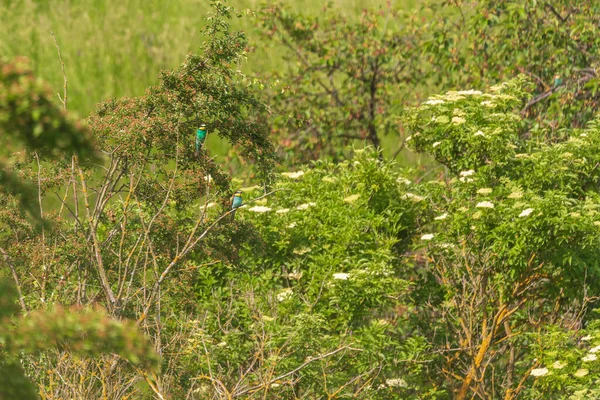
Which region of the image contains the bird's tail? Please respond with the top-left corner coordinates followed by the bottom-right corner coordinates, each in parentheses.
top-left (230, 209), bottom-right (237, 222)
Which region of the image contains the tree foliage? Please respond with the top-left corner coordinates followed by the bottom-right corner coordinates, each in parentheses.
top-left (0, 2), bottom-right (280, 398)
top-left (259, 3), bottom-right (427, 163)
top-left (259, 0), bottom-right (600, 164)
top-left (181, 151), bottom-right (430, 398)
top-left (426, 0), bottom-right (600, 136)
top-left (0, 56), bottom-right (98, 222)
top-left (0, 59), bottom-right (158, 399)
top-left (5, 1), bottom-right (600, 399)
top-left (405, 76), bottom-right (600, 398)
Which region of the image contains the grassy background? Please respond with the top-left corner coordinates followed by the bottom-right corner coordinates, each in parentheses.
top-left (0, 0), bottom-right (414, 116)
top-left (0, 0), bottom-right (425, 168)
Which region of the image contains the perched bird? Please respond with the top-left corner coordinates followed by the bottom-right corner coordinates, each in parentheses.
top-left (553, 74), bottom-right (562, 89)
top-left (195, 124), bottom-right (207, 157)
top-left (230, 189), bottom-right (243, 220)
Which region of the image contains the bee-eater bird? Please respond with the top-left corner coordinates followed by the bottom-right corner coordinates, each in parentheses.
top-left (553, 74), bottom-right (562, 89)
top-left (195, 124), bottom-right (207, 157)
top-left (231, 189), bottom-right (243, 220)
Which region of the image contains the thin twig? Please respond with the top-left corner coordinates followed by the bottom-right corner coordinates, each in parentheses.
top-left (234, 346), bottom-right (361, 396)
top-left (51, 30), bottom-right (68, 110)
top-left (0, 247), bottom-right (28, 312)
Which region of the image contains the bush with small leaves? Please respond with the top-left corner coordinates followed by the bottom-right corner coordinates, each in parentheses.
top-left (182, 150), bottom-right (438, 399)
top-left (405, 75), bottom-right (600, 398)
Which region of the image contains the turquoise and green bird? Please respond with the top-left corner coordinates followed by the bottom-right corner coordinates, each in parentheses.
top-left (230, 189), bottom-right (243, 220)
top-left (195, 124), bottom-right (207, 157)
top-left (553, 74), bottom-right (562, 89)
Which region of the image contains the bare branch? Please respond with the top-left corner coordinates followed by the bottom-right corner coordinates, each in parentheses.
top-left (51, 30), bottom-right (68, 110)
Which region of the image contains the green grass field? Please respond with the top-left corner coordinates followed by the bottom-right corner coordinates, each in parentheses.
top-left (0, 0), bottom-right (411, 116)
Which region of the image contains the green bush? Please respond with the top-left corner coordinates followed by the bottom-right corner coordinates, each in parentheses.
top-left (183, 150), bottom-right (435, 398)
top-left (404, 76), bottom-right (600, 398)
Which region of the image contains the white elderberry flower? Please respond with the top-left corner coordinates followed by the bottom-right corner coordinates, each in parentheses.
top-left (281, 171), bottom-right (305, 179)
top-left (589, 345), bottom-right (600, 354)
top-left (200, 202), bottom-right (216, 210)
top-left (432, 141), bottom-right (442, 148)
top-left (581, 335), bottom-right (593, 342)
top-left (293, 247), bottom-right (311, 255)
top-left (385, 378), bottom-right (408, 388)
top-left (452, 116), bottom-right (466, 125)
top-left (276, 208), bottom-right (290, 214)
top-left (333, 273), bottom-right (350, 280)
top-left (297, 202), bottom-right (316, 210)
top-left (424, 99), bottom-right (445, 105)
top-left (421, 233), bottom-right (434, 241)
top-left (474, 130), bottom-right (485, 137)
top-left (583, 354), bottom-right (597, 362)
top-left (401, 193), bottom-right (424, 202)
top-left (457, 89), bottom-right (482, 96)
top-left (530, 367), bottom-right (549, 377)
top-left (552, 361), bottom-right (567, 369)
top-left (574, 368), bottom-right (589, 378)
top-left (276, 288), bottom-right (293, 302)
top-left (287, 271), bottom-right (302, 280)
top-left (343, 194), bottom-right (361, 203)
top-left (476, 188), bottom-right (492, 195)
top-left (249, 206), bottom-right (272, 213)
top-left (519, 208), bottom-right (534, 218)
top-left (460, 170), bottom-right (475, 177)
top-left (476, 201), bottom-right (494, 209)
top-left (445, 93), bottom-right (465, 102)
top-left (435, 213), bottom-right (448, 220)
top-left (397, 177), bottom-right (411, 185)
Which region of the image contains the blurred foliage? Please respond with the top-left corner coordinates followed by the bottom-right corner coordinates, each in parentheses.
top-left (0, 0), bottom-right (398, 118)
top-left (258, 4), bottom-right (428, 164)
top-left (0, 280), bottom-right (160, 400)
top-left (0, 58), bottom-right (158, 399)
top-left (0, 58), bottom-right (97, 160)
top-left (0, 57), bottom-right (98, 222)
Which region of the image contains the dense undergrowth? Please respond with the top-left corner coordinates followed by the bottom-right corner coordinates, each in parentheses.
top-left (3, 0), bottom-right (600, 399)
